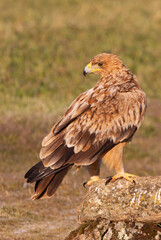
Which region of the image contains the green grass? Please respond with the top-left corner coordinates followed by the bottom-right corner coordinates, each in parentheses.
top-left (0, 0), bottom-right (161, 239)
top-left (0, 0), bottom-right (161, 115)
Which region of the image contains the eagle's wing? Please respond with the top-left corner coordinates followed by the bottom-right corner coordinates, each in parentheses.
top-left (40, 87), bottom-right (146, 170)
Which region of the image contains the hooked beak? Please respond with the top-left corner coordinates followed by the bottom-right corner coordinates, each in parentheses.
top-left (83, 62), bottom-right (92, 76)
top-left (83, 62), bottom-right (102, 76)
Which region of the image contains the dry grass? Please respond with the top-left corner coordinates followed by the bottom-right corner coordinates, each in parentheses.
top-left (0, 0), bottom-right (161, 239)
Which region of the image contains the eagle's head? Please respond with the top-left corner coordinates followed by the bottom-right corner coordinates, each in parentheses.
top-left (83, 53), bottom-right (123, 77)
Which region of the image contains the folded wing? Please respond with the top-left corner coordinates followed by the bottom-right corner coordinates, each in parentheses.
top-left (25, 86), bottom-right (146, 199)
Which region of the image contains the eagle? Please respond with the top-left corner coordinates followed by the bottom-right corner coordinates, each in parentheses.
top-left (25, 53), bottom-right (147, 199)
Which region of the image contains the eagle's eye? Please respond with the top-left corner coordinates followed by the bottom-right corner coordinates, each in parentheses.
top-left (98, 62), bottom-right (103, 66)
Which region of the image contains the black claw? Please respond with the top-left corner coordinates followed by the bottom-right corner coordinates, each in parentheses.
top-left (83, 182), bottom-right (87, 188)
top-left (105, 176), bottom-right (113, 185)
top-left (133, 179), bottom-right (136, 184)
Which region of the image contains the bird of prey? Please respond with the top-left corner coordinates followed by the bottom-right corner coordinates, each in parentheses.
top-left (25, 53), bottom-right (147, 200)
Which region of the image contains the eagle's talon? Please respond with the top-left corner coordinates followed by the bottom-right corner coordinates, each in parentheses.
top-left (83, 176), bottom-right (101, 187)
top-left (105, 176), bottom-right (113, 185)
top-left (83, 182), bottom-right (87, 188)
top-left (108, 172), bottom-right (138, 184)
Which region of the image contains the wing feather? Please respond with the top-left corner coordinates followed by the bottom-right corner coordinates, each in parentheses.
top-left (53, 89), bottom-right (92, 135)
top-left (42, 144), bottom-right (67, 167)
top-left (40, 131), bottom-right (65, 159)
top-left (74, 131), bottom-right (91, 154)
top-left (39, 85), bottom-right (146, 170)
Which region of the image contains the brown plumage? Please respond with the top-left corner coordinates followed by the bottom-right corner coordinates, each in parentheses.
top-left (25, 53), bottom-right (147, 199)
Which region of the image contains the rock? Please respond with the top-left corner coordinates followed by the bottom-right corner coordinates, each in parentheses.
top-left (65, 176), bottom-right (161, 240)
top-left (66, 220), bottom-right (161, 240)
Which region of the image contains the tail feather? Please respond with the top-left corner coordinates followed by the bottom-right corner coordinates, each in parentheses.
top-left (25, 161), bottom-right (44, 180)
top-left (32, 165), bottom-right (72, 200)
top-left (33, 175), bottom-right (54, 199)
top-left (46, 167), bottom-right (70, 196)
top-left (25, 161), bottom-right (72, 183)
top-left (25, 161), bottom-right (73, 199)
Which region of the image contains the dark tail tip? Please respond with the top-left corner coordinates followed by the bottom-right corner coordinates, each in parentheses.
top-left (32, 165), bottom-right (72, 199)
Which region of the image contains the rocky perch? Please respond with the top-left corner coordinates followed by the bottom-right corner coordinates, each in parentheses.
top-left (65, 176), bottom-right (161, 240)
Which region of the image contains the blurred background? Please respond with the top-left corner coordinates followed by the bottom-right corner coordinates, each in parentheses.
top-left (0, 0), bottom-right (161, 239)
